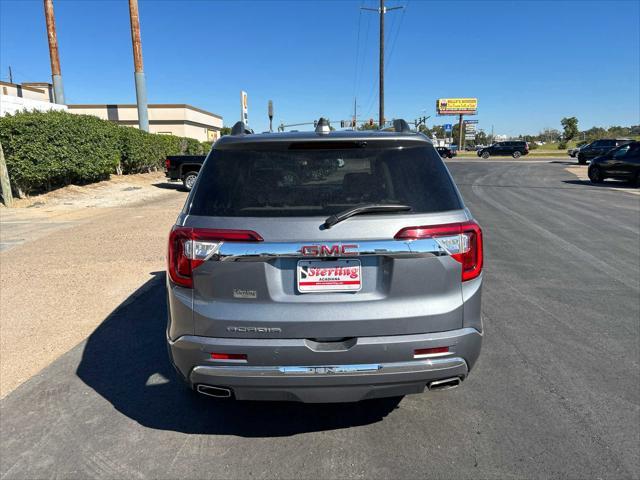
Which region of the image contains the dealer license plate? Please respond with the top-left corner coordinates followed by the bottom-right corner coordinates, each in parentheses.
top-left (297, 259), bottom-right (362, 293)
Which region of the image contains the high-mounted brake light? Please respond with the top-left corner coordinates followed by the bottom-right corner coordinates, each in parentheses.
top-left (165, 158), bottom-right (170, 170)
top-left (168, 227), bottom-right (263, 288)
top-left (395, 221), bottom-right (483, 282)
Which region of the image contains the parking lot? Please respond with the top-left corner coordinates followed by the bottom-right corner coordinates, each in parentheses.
top-left (1, 160), bottom-right (638, 479)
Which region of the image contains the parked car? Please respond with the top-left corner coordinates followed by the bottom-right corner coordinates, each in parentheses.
top-left (166, 118), bottom-right (484, 403)
top-left (568, 145), bottom-right (583, 157)
top-left (577, 139), bottom-right (632, 165)
top-left (477, 141), bottom-right (529, 159)
top-left (165, 155), bottom-right (207, 190)
top-left (436, 146), bottom-right (456, 158)
top-left (588, 141), bottom-right (640, 185)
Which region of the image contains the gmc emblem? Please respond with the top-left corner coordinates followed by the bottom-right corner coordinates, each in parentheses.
top-left (300, 244), bottom-right (359, 256)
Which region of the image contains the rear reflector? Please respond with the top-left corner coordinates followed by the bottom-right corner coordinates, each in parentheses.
top-left (168, 227), bottom-right (263, 288)
top-left (395, 220), bottom-right (483, 282)
top-left (414, 346), bottom-right (449, 358)
top-left (211, 353), bottom-right (247, 361)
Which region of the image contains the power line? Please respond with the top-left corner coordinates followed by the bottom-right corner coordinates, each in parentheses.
top-left (385, 0), bottom-right (408, 68)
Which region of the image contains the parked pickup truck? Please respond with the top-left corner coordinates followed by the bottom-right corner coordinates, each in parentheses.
top-left (165, 155), bottom-right (207, 190)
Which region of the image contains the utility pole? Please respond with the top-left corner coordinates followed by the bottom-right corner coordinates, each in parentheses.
top-left (128, 0), bottom-right (149, 132)
top-left (353, 97), bottom-right (357, 128)
top-left (458, 114), bottom-right (464, 150)
top-left (8, 66), bottom-right (13, 84)
top-left (43, 0), bottom-right (65, 104)
top-left (362, 1), bottom-right (402, 129)
top-left (268, 100), bottom-right (274, 133)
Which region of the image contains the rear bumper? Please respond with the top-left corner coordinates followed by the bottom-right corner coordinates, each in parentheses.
top-left (168, 327), bottom-right (482, 403)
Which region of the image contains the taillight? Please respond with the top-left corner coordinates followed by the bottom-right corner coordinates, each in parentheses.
top-left (165, 158), bottom-right (170, 170)
top-left (167, 226), bottom-right (263, 288)
top-left (395, 220), bottom-right (483, 281)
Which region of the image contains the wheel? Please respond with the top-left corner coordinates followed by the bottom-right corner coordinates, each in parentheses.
top-left (481, 151), bottom-right (490, 159)
top-left (512, 151), bottom-right (521, 158)
top-left (588, 166), bottom-right (604, 184)
top-left (577, 154), bottom-right (586, 165)
top-left (182, 171), bottom-right (198, 191)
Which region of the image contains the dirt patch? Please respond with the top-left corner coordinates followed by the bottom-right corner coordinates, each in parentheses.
top-left (7, 172), bottom-right (180, 210)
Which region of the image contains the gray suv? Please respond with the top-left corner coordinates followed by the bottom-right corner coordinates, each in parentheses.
top-left (166, 119), bottom-right (483, 403)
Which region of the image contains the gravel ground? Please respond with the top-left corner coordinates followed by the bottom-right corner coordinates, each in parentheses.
top-left (0, 173), bottom-right (186, 396)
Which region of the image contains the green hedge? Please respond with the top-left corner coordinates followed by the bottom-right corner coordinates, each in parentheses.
top-left (0, 110), bottom-right (211, 195)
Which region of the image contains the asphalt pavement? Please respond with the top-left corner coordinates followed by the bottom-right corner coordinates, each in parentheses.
top-left (1, 160), bottom-right (639, 479)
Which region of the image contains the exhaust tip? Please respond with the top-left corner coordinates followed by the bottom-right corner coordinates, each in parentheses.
top-left (196, 385), bottom-right (233, 398)
top-left (428, 377), bottom-right (462, 391)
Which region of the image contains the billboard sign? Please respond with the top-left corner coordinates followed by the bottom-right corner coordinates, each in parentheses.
top-left (436, 98), bottom-right (478, 115)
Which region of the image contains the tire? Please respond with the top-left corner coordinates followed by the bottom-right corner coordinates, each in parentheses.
top-left (481, 151), bottom-right (490, 159)
top-left (577, 154), bottom-right (587, 165)
top-left (182, 171), bottom-right (198, 191)
top-left (512, 151), bottom-right (521, 159)
top-left (588, 166), bottom-right (604, 184)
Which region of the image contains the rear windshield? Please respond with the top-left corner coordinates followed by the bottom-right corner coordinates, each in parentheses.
top-left (188, 144), bottom-right (462, 217)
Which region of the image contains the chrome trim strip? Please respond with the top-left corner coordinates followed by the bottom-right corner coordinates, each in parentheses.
top-left (192, 357), bottom-right (467, 378)
top-left (210, 238), bottom-right (450, 262)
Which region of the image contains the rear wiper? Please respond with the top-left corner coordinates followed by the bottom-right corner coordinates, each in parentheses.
top-left (323, 204), bottom-right (412, 229)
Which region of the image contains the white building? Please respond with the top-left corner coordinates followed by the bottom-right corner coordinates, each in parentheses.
top-left (0, 81), bottom-right (223, 142)
top-left (0, 81), bottom-right (67, 116)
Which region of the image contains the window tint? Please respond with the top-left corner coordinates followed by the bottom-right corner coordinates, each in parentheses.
top-left (188, 145), bottom-right (462, 217)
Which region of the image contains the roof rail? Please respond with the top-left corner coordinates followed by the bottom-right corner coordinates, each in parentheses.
top-left (231, 121), bottom-right (253, 135)
top-left (392, 119), bottom-right (412, 133)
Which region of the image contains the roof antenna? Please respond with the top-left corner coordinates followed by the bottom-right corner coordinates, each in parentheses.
top-left (315, 117), bottom-right (331, 135)
top-left (231, 121), bottom-right (253, 135)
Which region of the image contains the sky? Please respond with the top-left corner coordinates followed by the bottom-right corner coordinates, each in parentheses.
top-left (1, 0), bottom-right (639, 136)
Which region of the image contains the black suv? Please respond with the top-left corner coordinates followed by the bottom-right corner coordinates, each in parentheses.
top-left (577, 139), bottom-right (632, 165)
top-left (436, 146), bottom-right (456, 158)
top-left (588, 141), bottom-right (640, 185)
top-left (477, 141), bottom-right (529, 159)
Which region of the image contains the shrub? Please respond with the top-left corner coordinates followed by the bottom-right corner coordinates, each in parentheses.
top-left (557, 141), bottom-right (568, 149)
top-left (0, 110), bottom-right (211, 195)
top-left (528, 142), bottom-right (539, 150)
top-left (117, 126), bottom-right (166, 174)
top-left (0, 110), bottom-right (120, 194)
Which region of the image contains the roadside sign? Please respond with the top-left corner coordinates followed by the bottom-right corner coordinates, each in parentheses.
top-left (241, 91), bottom-right (249, 125)
top-left (465, 119), bottom-right (479, 124)
top-left (465, 134), bottom-right (476, 140)
top-left (444, 124), bottom-right (452, 132)
top-left (436, 98), bottom-right (478, 115)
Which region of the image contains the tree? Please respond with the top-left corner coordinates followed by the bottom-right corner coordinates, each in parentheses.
top-left (560, 117), bottom-right (579, 141)
top-left (539, 128), bottom-right (561, 143)
top-left (358, 122), bottom-right (379, 131)
top-left (220, 126), bottom-right (232, 136)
